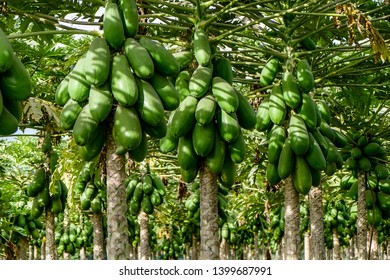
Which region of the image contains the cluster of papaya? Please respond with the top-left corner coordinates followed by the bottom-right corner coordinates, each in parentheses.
top-left (57, 0), bottom-right (181, 161)
top-left (184, 181), bottom-right (229, 221)
top-left (126, 172), bottom-right (166, 216)
top-left (15, 213), bottom-right (44, 242)
top-left (257, 57), bottom-right (346, 195)
top-left (377, 220), bottom-right (390, 244)
top-left (26, 166), bottom-right (68, 218)
top-left (341, 132), bottom-right (390, 226)
top-left (56, 217), bottom-right (94, 256)
top-left (75, 161), bottom-right (105, 214)
top-left (126, 214), bottom-right (140, 247)
top-left (160, 234), bottom-right (184, 260)
top-left (0, 27), bottom-right (32, 136)
top-left (160, 26), bottom-right (256, 186)
top-left (220, 217), bottom-right (239, 245)
top-left (269, 206), bottom-right (285, 242)
top-left (324, 200), bottom-right (352, 247)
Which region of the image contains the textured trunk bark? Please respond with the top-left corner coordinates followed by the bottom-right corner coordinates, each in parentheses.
top-left (28, 245), bottom-right (33, 260)
top-left (357, 170), bottom-right (367, 259)
top-left (63, 251), bottom-right (70, 260)
top-left (129, 244), bottom-right (136, 260)
top-left (368, 226), bottom-right (379, 260)
top-left (45, 208), bottom-right (56, 260)
top-left (192, 234), bottom-right (199, 260)
top-left (199, 161), bottom-right (219, 260)
top-left (284, 177), bottom-right (300, 260)
top-left (349, 237), bottom-right (355, 260)
top-left (387, 236), bottom-right (390, 260)
top-left (93, 213), bottom-right (105, 260)
top-left (254, 231), bottom-right (259, 260)
top-left (80, 247), bottom-right (86, 260)
top-left (304, 232), bottom-right (310, 260)
top-left (219, 238), bottom-right (229, 260)
top-left (18, 236), bottom-right (28, 260)
top-left (41, 240), bottom-right (45, 260)
top-left (138, 211), bottom-right (150, 260)
top-left (185, 243), bottom-right (190, 260)
top-left (106, 119), bottom-right (130, 260)
top-left (333, 228), bottom-right (341, 260)
top-left (34, 245), bottom-right (38, 260)
top-left (309, 185), bottom-right (325, 259)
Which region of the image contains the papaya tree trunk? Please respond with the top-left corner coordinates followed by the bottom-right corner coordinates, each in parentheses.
top-left (138, 210), bottom-right (150, 260)
top-left (93, 213), bottom-right (104, 260)
top-left (192, 234), bottom-right (199, 260)
top-left (304, 231), bottom-right (310, 260)
top-left (368, 225), bottom-right (379, 260)
top-left (357, 170), bottom-right (367, 259)
top-left (253, 231), bottom-right (259, 259)
top-left (349, 237), bottom-right (355, 259)
top-left (309, 185), bottom-right (325, 259)
top-left (45, 208), bottom-right (56, 260)
top-left (80, 246), bottom-right (86, 260)
top-left (219, 238), bottom-right (229, 260)
top-left (333, 228), bottom-right (341, 260)
top-left (284, 177), bottom-right (300, 260)
top-left (199, 160), bottom-right (219, 260)
top-left (40, 239), bottom-right (45, 260)
top-left (106, 120), bottom-right (130, 260)
top-left (18, 236), bottom-right (28, 260)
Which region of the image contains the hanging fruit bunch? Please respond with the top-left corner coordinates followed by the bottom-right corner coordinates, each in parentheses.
top-left (125, 171), bottom-right (166, 217)
top-left (323, 200), bottom-right (352, 247)
top-left (160, 26), bottom-right (256, 186)
top-left (56, 0), bottom-right (181, 161)
top-left (0, 27), bottom-right (33, 136)
top-left (27, 133), bottom-right (68, 218)
top-left (341, 131), bottom-right (389, 226)
top-left (256, 55), bottom-right (346, 195)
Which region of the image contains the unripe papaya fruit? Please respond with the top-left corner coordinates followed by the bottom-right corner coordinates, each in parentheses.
top-left (296, 59), bottom-right (314, 93)
top-left (212, 77), bottom-right (239, 113)
top-left (103, 2), bottom-right (125, 50)
top-left (193, 28), bottom-right (211, 66)
top-left (84, 37), bottom-right (111, 86)
top-left (260, 57), bottom-right (280, 87)
top-left (0, 27), bottom-right (14, 73)
top-left (282, 71), bottom-right (301, 109)
top-left (124, 38), bottom-right (154, 79)
top-left (119, 0), bottom-right (139, 38)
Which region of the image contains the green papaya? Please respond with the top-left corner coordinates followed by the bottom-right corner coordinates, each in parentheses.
top-left (298, 93), bottom-right (317, 131)
top-left (141, 195), bottom-right (154, 214)
top-left (175, 70), bottom-right (191, 100)
top-left (178, 132), bottom-right (198, 171)
top-left (189, 64), bottom-right (213, 98)
top-left (278, 138), bottom-right (295, 179)
top-left (269, 85), bottom-right (287, 125)
top-left (84, 37), bottom-right (111, 86)
top-left (150, 172), bottom-right (166, 196)
top-left (195, 94), bottom-right (217, 126)
top-left (282, 71), bottom-right (301, 109)
top-left (228, 130), bottom-right (246, 163)
top-left (268, 125), bottom-right (286, 164)
top-left (111, 54), bottom-right (138, 107)
top-left (255, 97), bottom-right (272, 132)
top-left (173, 51), bottom-right (193, 70)
top-left (124, 38), bottom-right (154, 79)
top-left (170, 95), bottom-right (197, 138)
top-left (73, 104), bottom-right (99, 146)
top-left (212, 77), bottom-right (239, 113)
top-left (192, 122), bottom-right (215, 157)
top-left (266, 162), bottom-right (281, 186)
top-left (296, 59), bottom-right (314, 93)
top-left (219, 153), bottom-right (236, 189)
top-left (235, 89), bottom-right (256, 130)
top-left (213, 56), bottom-right (233, 84)
top-left (149, 72), bottom-right (180, 111)
top-left (119, 0), bottom-right (139, 38)
top-left (289, 114), bottom-right (310, 156)
top-left (3, 96), bottom-right (22, 122)
top-left (31, 197), bottom-right (44, 219)
top-left (51, 196), bottom-right (63, 215)
top-left (292, 156), bottom-right (312, 195)
top-left (113, 105), bottom-right (142, 150)
top-left (306, 132), bottom-right (326, 171)
top-left (55, 76), bottom-right (70, 107)
top-left (300, 37), bottom-right (317, 51)
top-left (128, 130), bottom-right (148, 162)
top-left (193, 28), bottom-right (211, 66)
top-left (59, 98), bottom-right (83, 130)
top-left (135, 79), bottom-right (164, 126)
top-left (103, 2), bottom-right (125, 50)
top-left (0, 107), bottom-right (18, 135)
top-left (259, 57), bottom-right (280, 87)
top-left (88, 83), bottom-right (113, 122)
top-left (139, 37), bottom-right (180, 77)
top-left (206, 127), bottom-right (226, 174)
top-left (217, 110), bottom-right (240, 143)
top-left (0, 27), bottom-right (14, 73)
top-left (79, 121), bottom-right (107, 161)
top-left (141, 117), bottom-right (167, 139)
top-left (67, 54), bottom-right (90, 102)
top-left (0, 54), bottom-right (32, 101)
top-left (91, 195), bottom-right (102, 214)
top-left (317, 100), bottom-right (331, 124)
top-left (159, 126), bottom-right (178, 153)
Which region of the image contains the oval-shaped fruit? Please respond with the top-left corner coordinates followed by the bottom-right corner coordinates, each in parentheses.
top-left (88, 83), bottom-right (113, 122)
top-left (189, 64), bottom-right (213, 98)
top-left (175, 70), bottom-right (191, 100)
top-left (260, 57), bottom-right (280, 87)
top-left (67, 55), bottom-right (90, 102)
top-left (278, 138), bottom-right (295, 179)
top-left (0, 27), bottom-right (14, 73)
top-left (292, 156), bottom-right (312, 195)
top-left (73, 104), bottom-right (99, 146)
top-left (150, 72), bottom-right (180, 111)
top-left (124, 38), bottom-right (154, 79)
top-left (282, 71), bottom-right (301, 109)
top-left (113, 105), bottom-right (142, 150)
top-left (178, 132), bottom-right (198, 171)
top-left (268, 125), bottom-right (286, 164)
top-left (228, 130), bottom-right (246, 163)
top-left (212, 77), bottom-right (239, 113)
top-left (213, 56), bottom-right (233, 84)
top-left (219, 153), bottom-right (236, 189)
top-left (298, 93), bottom-right (317, 131)
top-left (195, 94), bottom-right (217, 126)
top-left (235, 89), bottom-right (256, 130)
top-left (296, 59), bottom-right (314, 93)
top-left (139, 37), bottom-right (180, 77)
top-left (289, 114), bottom-right (310, 156)
top-left (135, 79), bottom-right (164, 126)
top-left (255, 97), bottom-right (272, 132)
top-left (300, 37), bottom-right (317, 51)
top-left (55, 76), bottom-right (70, 107)
top-left (266, 162), bottom-right (281, 186)
top-left (170, 95), bottom-right (198, 138)
top-left (317, 100), bottom-right (331, 124)
top-left (207, 127), bottom-right (226, 174)
top-left (103, 2), bottom-right (125, 49)
top-left (111, 54), bottom-right (138, 107)
top-left (84, 37), bottom-right (111, 86)
top-left (306, 132), bottom-right (326, 171)
top-left (0, 107), bottom-right (18, 135)
top-left (269, 85), bottom-right (287, 125)
top-left (119, 0), bottom-right (139, 38)
top-left (0, 54), bottom-right (32, 101)
top-left (192, 122), bottom-right (215, 157)
top-left (217, 110), bottom-right (240, 143)
top-left (60, 98), bottom-right (82, 130)
top-left (173, 51), bottom-right (193, 70)
top-left (193, 28), bottom-right (211, 66)
top-left (128, 131), bottom-right (148, 162)
top-left (79, 121), bottom-right (107, 161)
